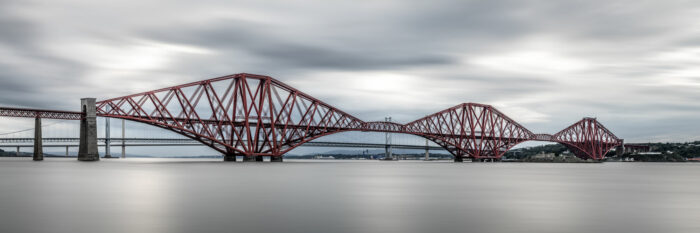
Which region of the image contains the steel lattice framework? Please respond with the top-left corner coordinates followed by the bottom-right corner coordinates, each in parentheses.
top-left (0, 73), bottom-right (624, 160)
top-left (552, 118), bottom-right (623, 160)
top-left (95, 73), bottom-right (363, 157)
top-left (0, 107), bottom-right (82, 120)
top-left (402, 103), bottom-right (536, 160)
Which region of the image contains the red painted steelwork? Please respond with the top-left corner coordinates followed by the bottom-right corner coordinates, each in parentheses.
top-left (0, 73), bottom-right (624, 160)
top-left (92, 74), bottom-right (545, 159)
top-left (95, 73), bottom-right (364, 157)
top-left (0, 107), bottom-right (82, 120)
top-left (402, 103), bottom-right (536, 159)
top-left (552, 118), bottom-right (623, 160)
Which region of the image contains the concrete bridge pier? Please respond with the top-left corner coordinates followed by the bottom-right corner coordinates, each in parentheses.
top-left (454, 152), bottom-right (464, 162)
top-left (33, 116), bottom-right (43, 161)
top-left (103, 117), bottom-right (112, 158)
top-left (242, 155), bottom-right (264, 162)
top-left (242, 155), bottom-right (259, 162)
top-left (224, 150), bottom-right (240, 161)
top-left (470, 158), bottom-right (500, 162)
top-left (121, 119), bottom-right (126, 158)
top-left (616, 140), bottom-right (625, 156)
top-left (270, 156), bottom-right (283, 162)
top-left (78, 98), bottom-right (99, 161)
top-left (224, 154), bottom-right (236, 161)
top-left (424, 138), bottom-right (429, 160)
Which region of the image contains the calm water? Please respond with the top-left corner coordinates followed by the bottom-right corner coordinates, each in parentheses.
top-left (0, 158), bottom-right (699, 233)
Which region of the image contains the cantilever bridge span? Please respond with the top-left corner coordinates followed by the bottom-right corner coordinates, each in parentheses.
top-left (0, 73), bottom-right (622, 161)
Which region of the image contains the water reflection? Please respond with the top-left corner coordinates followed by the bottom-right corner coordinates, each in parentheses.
top-left (0, 158), bottom-right (699, 233)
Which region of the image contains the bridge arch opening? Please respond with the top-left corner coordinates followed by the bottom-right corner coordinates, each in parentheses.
top-left (93, 117), bottom-right (461, 160)
top-left (95, 115), bottom-right (540, 161)
top-left (285, 131), bottom-right (450, 159)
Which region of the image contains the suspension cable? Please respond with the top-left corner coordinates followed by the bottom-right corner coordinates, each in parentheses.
top-left (0, 121), bottom-right (63, 136)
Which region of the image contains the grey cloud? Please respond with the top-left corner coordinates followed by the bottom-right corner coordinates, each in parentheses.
top-left (141, 19), bottom-right (456, 71)
top-left (0, 0), bottom-right (699, 149)
top-left (396, 0), bottom-right (535, 38)
top-left (0, 13), bottom-right (36, 48)
top-left (0, 1), bottom-right (93, 110)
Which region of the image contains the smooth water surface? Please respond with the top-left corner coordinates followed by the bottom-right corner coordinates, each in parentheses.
top-left (1, 158), bottom-right (699, 233)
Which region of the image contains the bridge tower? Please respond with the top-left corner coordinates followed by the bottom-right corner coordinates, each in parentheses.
top-left (121, 119), bottom-right (126, 158)
top-left (104, 117), bottom-right (112, 158)
top-left (384, 117), bottom-right (393, 160)
top-left (78, 98), bottom-right (99, 161)
top-left (424, 138), bottom-right (429, 161)
top-left (33, 116), bottom-right (43, 161)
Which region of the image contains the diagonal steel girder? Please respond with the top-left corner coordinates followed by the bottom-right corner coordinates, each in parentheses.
top-left (0, 73), bottom-right (623, 160)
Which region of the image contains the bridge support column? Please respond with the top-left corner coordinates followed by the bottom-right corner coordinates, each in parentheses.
top-left (470, 158), bottom-right (499, 162)
top-left (104, 117), bottom-right (112, 158)
top-left (255, 156), bottom-right (264, 162)
top-left (383, 117), bottom-right (395, 161)
top-left (66, 146), bottom-right (69, 157)
top-left (78, 98), bottom-right (99, 161)
top-left (424, 138), bottom-right (429, 161)
top-left (454, 151), bottom-right (464, 162)
top-left (223, 154), bottom-right (236, 161)
top-left (33, 116), bottom-right (43, 161)
top-left (242, 155), bottom-right (256, 162)
top-left (616, 140), bottom-right (625, 157)
top-left (223, 151), bottom-right (239, 162)
top-left (121, 119), bottom-right (125, 159)
top-left (270, 156), bottom-right (283, 162)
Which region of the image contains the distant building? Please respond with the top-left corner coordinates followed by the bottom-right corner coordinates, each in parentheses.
top-left (530, 152), bottom-right (556, 159)
top-left (623, 144), bottom-right (652, 154)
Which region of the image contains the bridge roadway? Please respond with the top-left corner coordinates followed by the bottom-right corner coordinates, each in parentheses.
top-left (0, 138), bottom-right (445, 150)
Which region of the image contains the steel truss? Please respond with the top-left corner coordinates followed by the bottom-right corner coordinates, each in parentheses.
top-left (0, 73), bottom-right (623, 160)
top-left (552, 118), bottom-right (623, 160)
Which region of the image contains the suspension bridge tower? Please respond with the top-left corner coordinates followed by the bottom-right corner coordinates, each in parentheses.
top-left (384, 116), bottom-right (394, 160)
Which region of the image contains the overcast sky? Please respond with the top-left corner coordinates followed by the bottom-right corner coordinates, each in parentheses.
top-left (1, 0), bottom-right (699, 150)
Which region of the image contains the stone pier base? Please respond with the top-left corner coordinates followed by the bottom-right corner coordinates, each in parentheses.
top-left (471, 158), bottom-right (500, 162)
top-left (33, 116), bottom-right (43, 161)
top-left (233, 155), bottom-right (284, 162)
top-left (223, 153), bottom-right (237, 162)
top-left (78, 98), bottom-right (99, 161)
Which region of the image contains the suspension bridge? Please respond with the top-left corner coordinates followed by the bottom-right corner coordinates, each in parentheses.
top-left (0, 73), bottom-right (623, 162)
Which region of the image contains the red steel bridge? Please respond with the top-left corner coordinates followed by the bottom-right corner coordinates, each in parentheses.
top-left (0, 73), bottom-right (623, 161)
